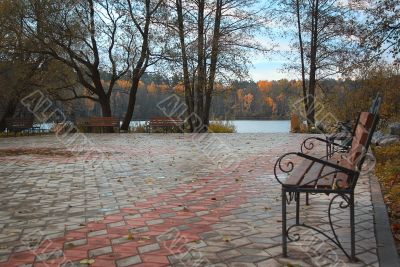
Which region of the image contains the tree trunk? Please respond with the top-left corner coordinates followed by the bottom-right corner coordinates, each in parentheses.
top-left (121, 78), bottom-right (139, 131)
top-left (296, 0), bottom-right (308, 114)
top-left (195, 0), bottom-right (205, 132)
top-left (99, 96), bottom-right (114, 133)
top-left (307, 0), bottom-right (319, 126)
top-left (204, 0), bottom-right (222, 126)
top-left (176, 0), bottom-right (194, 132)
top-left (120, 0), bottom-right (151, 132)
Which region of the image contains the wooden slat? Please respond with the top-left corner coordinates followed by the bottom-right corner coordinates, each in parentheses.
top-left (316, 166), bottom-right (337, 188)
top-left (300, 162), bottom-right (325, 187)
top-left (284, 159), bottom-right (314, 186)
top-left (358, 112), bottom-right (374, 129)
top-left (149, 117), bottom-right (183, 127)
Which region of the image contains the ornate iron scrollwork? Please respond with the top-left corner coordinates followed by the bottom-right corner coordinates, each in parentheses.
top-left (285, 193), bottom-right (352, 259)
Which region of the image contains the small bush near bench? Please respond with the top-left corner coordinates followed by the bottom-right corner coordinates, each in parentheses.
top-left (208, 121), bottom-right (236, 133)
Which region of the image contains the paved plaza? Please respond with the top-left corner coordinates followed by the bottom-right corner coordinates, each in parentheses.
top-left (0, 134), bottom-right (384, 266)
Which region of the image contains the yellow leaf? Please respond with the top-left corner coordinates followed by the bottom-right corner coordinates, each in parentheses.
top-left (222, 236), bottom-right (231, 242)
top-left (80, 258), bottom-right (95, 265)
top-left (127, 232), bottom-right (134, 240)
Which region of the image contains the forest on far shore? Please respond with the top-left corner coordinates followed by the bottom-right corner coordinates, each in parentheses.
top-left (59, 63), bottom-right (399, 128)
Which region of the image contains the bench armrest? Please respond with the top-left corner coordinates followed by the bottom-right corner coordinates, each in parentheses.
top-left (301, 137), bottom-right (350, 156)
top-left (273, 151), bottom-right (358, 187)
top-left (297, 152), bottom-right (357, 175)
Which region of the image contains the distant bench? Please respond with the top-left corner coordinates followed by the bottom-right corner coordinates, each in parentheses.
top-left (5, 118), bottom-right (36, 136)
top-left (77, 117), bottom-right (120, 133)
top-left (146, 117), bottom-right (184, 133)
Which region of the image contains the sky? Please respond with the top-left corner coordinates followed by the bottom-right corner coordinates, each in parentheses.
top-left (250, 60), bottom-right (289, 81)
top-left (248, 34), bottom-right (297, 82)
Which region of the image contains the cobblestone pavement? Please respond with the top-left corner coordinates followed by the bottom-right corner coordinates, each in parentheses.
top-left (0, 133), bottom-right (379, 266)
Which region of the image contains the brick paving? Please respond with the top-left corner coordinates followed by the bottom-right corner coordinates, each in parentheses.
top-left (0, 133), bottom-right (380, 266)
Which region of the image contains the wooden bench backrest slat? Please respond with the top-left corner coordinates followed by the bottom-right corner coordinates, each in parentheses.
top-left (77, 117), bottom-right (119, 127)
top-left (5, 118), bottom-right (34, 128)
top-left (346, 112), bottom-right (374, 158)
top-left (149, 117), bottom-right (184, 127)
top-left (336, 112), bottom-right (377, 188)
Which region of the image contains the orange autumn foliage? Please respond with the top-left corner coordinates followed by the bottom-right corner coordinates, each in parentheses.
top-left (159, 82), bottom-right (170, 93)
top-left (117, 80), bottom-right (132, 90)
top-left (257, 80), bottom-right (273, 94)
top-left (265, 96), bottom-right (277, 113)
top-left (243, 93), bottom-right (254, 111)
top-left (173, 82), bottom-right (185, 93)
top-left (237, 88), bottom-right (244, 101)
top-left (147, 82), bottom-right (157, 94)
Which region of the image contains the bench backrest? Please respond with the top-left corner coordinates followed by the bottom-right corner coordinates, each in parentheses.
top-left (339, 112), bottom-right (378, 182)
top-left (369, 92), bottom-right (383, 115)
top-left (77, 117), bottom-right (120, 127)
top-left (5, 118), bottom-right (34, 129)
top-left (334, 112), bottom-right (378, 189)
top-left (89, 117), bottom-right (119, 127)
top-left (149, 117), bottom-right (184, 126)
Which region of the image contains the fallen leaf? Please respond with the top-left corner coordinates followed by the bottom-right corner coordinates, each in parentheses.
top-left (65, 243), bottom-right (75, 249)
top-left (222, 236), bottom-right (231, 242)
top-left (127, 232), bottom-right (134, 240)
top-left (80, 258), bottom-right (95, 265)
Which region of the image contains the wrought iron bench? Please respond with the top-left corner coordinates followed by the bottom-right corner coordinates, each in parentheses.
top-left (5, 118), bottom-right (35, 136)
top-left (76, 117), bottom-right (120, 133)
top-left (146, 117), bottom-right (184, 133)
top-left (274, 111), bottom-right (379, 261)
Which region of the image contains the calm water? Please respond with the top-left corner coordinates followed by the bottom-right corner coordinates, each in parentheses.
top-left (131, 120), bottom-right (290, 133)
top-left (227, 120), bottom-right (290, 133)
top-left (39, 120), bottom-right (290, 133)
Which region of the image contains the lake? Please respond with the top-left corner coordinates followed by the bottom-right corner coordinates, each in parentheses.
top-left (227, 120), bottom-right (290, 133)
top-left (131, 120), bottom-right (290, 133)
top-left (38, 120), bottom-right (290, 133)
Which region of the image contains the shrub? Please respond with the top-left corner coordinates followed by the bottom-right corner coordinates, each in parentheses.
top-left (131, 124), bottom-right (147, 133)
top-left (208, 121), bottom-right (236, 133)
top-left (373, 143), bottom-right (400, 249)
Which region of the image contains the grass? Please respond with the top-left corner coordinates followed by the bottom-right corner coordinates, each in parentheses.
top-left (372, 143), bottom-right (400, 252)
top-left (130, 124), bottom-right (147, 133)
top-left (208, 121), bottom-right (236, 133)
top-left (0, 131), bottom-right (51, 138)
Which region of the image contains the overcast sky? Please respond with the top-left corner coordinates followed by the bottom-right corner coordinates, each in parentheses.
top-left (248, 35), bottom-right (296, 82)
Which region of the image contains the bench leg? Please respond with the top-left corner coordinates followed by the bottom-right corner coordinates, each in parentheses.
top-left (306, 192), bottom-right (310, 205)
top-left (295, 193), bottom-right (300, 224)
top-left (350, 193), bottom-right (356, 261)
top-left (282, 188), bottom-right (287, 257)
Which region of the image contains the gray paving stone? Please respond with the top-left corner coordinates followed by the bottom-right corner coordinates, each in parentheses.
top-left (88, 246), bottom-right (112, 257)
top-left (116, 255), bottom-right (142, 267)
top-left (138, 243), bottom-right (160, 254)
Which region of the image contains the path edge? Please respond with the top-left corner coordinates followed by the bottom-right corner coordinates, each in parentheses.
top-left (370, 173), bottom-right (400, 266)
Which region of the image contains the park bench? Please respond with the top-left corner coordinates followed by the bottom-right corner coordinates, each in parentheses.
top-left (146, 117), bottom-right (184, 133)
top-left (274, 111), bottom-right (379, 261)
top-left (76, 117), bottom-right (120, 133)
top-left (5, 118), bottom-right (35, 136)
top-left (301, 93), bottom-right (383, 158)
